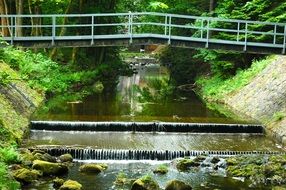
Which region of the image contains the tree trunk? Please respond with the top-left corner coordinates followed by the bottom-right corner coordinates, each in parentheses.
top-left (0, 0), bottom-right (11, 36)
top-left (16, 0), bottom-right (24, 36)
top-left (209, 0), bottom-right (216, 13)
top-left (50, 0), bottom-right (73, 59)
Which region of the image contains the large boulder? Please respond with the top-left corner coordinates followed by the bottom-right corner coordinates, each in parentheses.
top-left (32, 160), bottom-right (68, 176)
top-left (59, 154), bottom-right (73, 162)
top-left (12, 168), bottom-right (42, 184)
top-left (79, 163), bottom-right (107, 174)
top-left (176, 159), bottom-right (200, 172)
top-left (165, 180), bottom-right (192, 190)
top-left (131, 175), bottom-right (159, 190)
top-left (59, 180), bottom-right (82, 190)
top-left (34, 153), bottom-right (57, 163)
top-left (153, 164), bottom-right (168, 175)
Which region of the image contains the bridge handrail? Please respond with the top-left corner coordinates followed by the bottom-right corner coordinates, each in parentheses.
top-left (1, 12), bottom-right (286, 54)
top-left (1, 12), bottom-right (285, 26)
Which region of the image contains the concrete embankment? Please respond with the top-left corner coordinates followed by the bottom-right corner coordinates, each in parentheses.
top-left (0, 63), bottom-right (43, 145)
top-left (222, 56), bottom-right (286, 145)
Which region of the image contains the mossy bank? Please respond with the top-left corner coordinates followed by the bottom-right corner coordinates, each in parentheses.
top-left (197, 55), bottom-right (286, 145)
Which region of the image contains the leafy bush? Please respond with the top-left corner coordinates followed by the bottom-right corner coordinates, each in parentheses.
top-left (0, 162), bottom-right (20, 190)
top-left (0, 147), bottom-right (20, 165)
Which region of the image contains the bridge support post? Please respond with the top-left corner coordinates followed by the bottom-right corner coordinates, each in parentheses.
top-left (237, 22), bottom-right (240, 42)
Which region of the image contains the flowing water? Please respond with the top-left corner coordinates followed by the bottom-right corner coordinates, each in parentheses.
top-left (27, 63), bottom-right (284, 190)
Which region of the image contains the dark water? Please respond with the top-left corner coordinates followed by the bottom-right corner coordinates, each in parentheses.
top-left (31, 64), bottom-right (252, 124)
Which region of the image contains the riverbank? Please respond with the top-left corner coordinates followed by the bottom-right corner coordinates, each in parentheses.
top-left (0, 61), bottom-right (44, 188)
top-left (196, 55), bottom-right (286, 146)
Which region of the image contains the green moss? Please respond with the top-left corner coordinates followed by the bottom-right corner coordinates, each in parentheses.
top-left (0, 162), bottom-right (21, 189)
top-left (79, 163), bottom-right (107, 174)
top-left (153, 164), bottom-right (168, 174)
top-left (272, 112), bottom-right (285, 122)
top-left (32, 160), bottom-right (68, 176)
top-left (59, 180), bottom-right (82, 190)
top-left (131, 175), bottom-right (159, 190)
top-left (176, 158), bottom-right (200, 172)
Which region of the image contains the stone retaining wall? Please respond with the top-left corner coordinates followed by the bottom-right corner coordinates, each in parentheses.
top-left (223, 56), bottom-right (286, 144)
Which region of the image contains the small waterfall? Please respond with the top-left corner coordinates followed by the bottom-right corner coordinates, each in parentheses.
top-left (30, 121), bottom-right (264, 133)
top-left (29, 148), bottom-right (284, 160)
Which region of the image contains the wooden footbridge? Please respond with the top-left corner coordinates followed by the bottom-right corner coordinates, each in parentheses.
top-left (1, 12), bottom-right (286, 54)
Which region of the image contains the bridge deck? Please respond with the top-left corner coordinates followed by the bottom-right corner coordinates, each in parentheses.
top-left (1, 12), bottom-right (285, 54)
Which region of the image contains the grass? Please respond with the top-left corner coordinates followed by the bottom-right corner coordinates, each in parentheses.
top-left (196, 55), bottom-right (276, 101)
top-left (272, 112), bottom-right (285, 122)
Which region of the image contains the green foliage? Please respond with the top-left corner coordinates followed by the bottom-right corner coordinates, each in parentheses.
top-left (1, 47), bottom-right (116, 96)
top-left (0, 71), bottom-right (11, 86)
top-left (272, 112), bottom-right (285, 122)
top-left (196, 56), bottom-right (275, 100)
top-left (0, 162), bottom-right (20, 190)
top-left (0, 147), bottom-right (20, 165)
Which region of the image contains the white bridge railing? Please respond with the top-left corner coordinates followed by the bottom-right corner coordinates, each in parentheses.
top-left (1, 12), bottom-right (286, 54)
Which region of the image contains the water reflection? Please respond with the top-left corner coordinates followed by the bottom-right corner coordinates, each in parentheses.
top-left (32, 64), bottom-right (252, 124)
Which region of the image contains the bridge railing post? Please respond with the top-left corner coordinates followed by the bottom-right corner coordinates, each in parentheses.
top-left (237, 22), bottom-right (240, 42)
top-left (164, 15), bottom-right (168, 36)
top-left (244, 22), bottom-right (248, 52)
top-left (200, 19), bottom-right (204, 39)
top-left (273, 24), bottom-right (277, 45)
top-left (10, 16), bottom-right (14, 45)
top-left (283, 25), bottom-right (286, 54)
top-left (52, 16), bottom-right (56, 46)
top-left (205, 19), bottom-right (210, 48)
top-left (168, 15), bottom-right (172, 44)
top-left (91, 15), bottom-right (94, 45)
top-left (128, 12), bottom-right (133, 44)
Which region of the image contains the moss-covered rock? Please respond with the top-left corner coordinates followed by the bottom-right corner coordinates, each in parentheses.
top-left (53, 177), bottom-right (65, 189)
top-left (193, 155), bottom-right (207, 162)
top-left (165, 180), bottom-right (192, 190)
top-left (176, 159), bottom-right (200, 171)
top-left (59, 154), bottom-right (73, 162)
top-left (153, 164), bottom-right (168, 175)
top-left (34, 153), bottom-right (57, 163)
top-left (12, 168), bottom-right (42, 184)
top-left (131, 175), bottom-right (159, 190)
top-left (59, 180), bottom-right (82, 190)
top-left (32, 160), bottom-right (68, 176)
top-left (114, 172), bottom-right (130, 186)
top-left (79, 163), bottom-right (107, 174)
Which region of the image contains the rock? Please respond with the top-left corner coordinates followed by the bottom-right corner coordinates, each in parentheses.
top-left (79, 163), bottom-right (107, 174)
top-left (193, 155), bottom-right (207, 162)
top-left (153, 164), bottom-right (168, 175)
top-left (20, 150), bottom-right (35, 166)
top-left (32, 160), bottom-right (68, 176)
top-left (225, 157), bottom-right (239, 166)
top-left (32, 150), bottom-right (46, 155)
top-left (165, 180), bottom-right (192, 190)
top-left (131, 175), bottom-right (159, 190)
top-left (272, 187), bottom-right (286, 190)
top-left (59, 180), bottom-right (82, 190)
top-left (53, 177), bottom-right (65, 188)
top-left (12, 168), bottom-right (42, 184)
top-left (34, 153), bottom-right (57, 163)
top-left (114, 172), bottom-right (130, 186)
top-left (59, 154), bottom-right (73, 162)
top-left (176, 159), bottom-right (200, 171)
top-left (211, 156), bottom-right (220, 164)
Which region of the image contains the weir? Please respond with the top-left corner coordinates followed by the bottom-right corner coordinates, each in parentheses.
top-left (30, 121), bottom-right (264, 133)
top-left (29, 148), bottom-right (285, 160)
